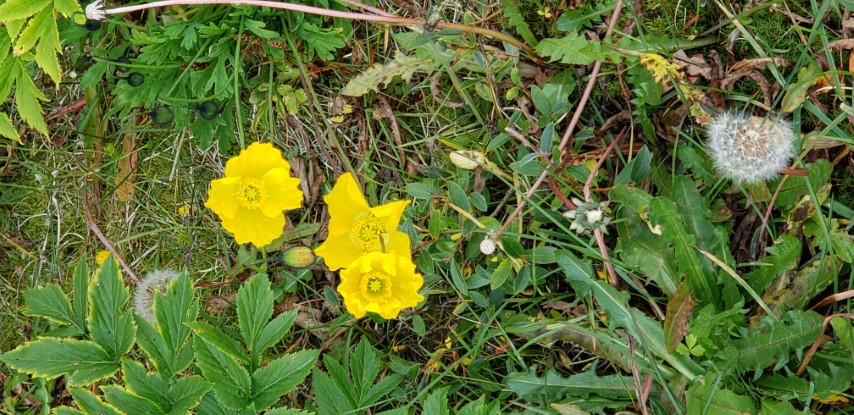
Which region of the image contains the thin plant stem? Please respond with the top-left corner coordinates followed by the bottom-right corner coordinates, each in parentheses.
top-left (100, 0), bottom-right (532, 53)
top-left (498, 0), bottom-right (623, 236)
top-left (82, 187), bottom-right (140, 284)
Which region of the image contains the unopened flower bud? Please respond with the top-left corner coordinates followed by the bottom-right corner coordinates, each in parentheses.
top-left (449, 150), bottom-right (487, 170)
top-left (281, 246), bottom-right (316, 268)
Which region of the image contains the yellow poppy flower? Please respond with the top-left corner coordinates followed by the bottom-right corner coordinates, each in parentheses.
top-left (204, 142), bottom-right (303, 246)
top-left (338, 251), bottom-right (423, 319)
top-left (314, 173), bottom-right (411, 270)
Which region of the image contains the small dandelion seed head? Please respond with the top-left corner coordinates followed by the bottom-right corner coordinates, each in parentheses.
top-left (479, 237), bottom-right (497, 255)
top-left (706, 113), bottom-right (797, 184)
top-left (133, 269), bottom-right (180, 324)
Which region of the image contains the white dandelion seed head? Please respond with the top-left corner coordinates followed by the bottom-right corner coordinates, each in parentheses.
top-left (706, 113), bottom-right (796, 184)
top-left (479, 237), bottom-right (497, 255)
top-left (133, 269), bottom-right (180, 324)
top-left (85, 0), bottom-right (107, 21)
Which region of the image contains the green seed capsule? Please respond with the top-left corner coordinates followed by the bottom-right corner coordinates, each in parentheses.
top-left (281, 246), bottom-right (316, 268)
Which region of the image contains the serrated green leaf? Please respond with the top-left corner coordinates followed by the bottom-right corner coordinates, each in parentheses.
top-left (23, 283), bottom-right (84, 334)
top-left (237, 273), bottom-right (274, 368)
top-left (186, 321), bottom-right (247, 362)
top-left (135, 316), bottom-right (173, 375)
top-left (735, 310), bottom-right (823, 373)
top-left (535, 33), bottom-right (617, 65)
top-left (745, 236), bottom-right (800, 294)
top-left (557, 250), bottom-right (703, 380)
top-left (101, 385), bottom-right (162, 415)
top-left (313, 367), bottom-right (356, 415)
top-left (34, 14), bottom-right (60, 85)
top-left (250, 349), bottom-right (319, 410)
top-left (759, 399), bottom-right (798, 415)
top-left (362, 373), bottom-right (403, 406)
top-left (121, 360), bottom-right (169, 410)
top-left (0, 112), bottom-right (19, 143)
top-left (196, 391), bottom-right (239, 415)
top-left (69, 388), bottom-right (125, 415)
top-left (0, 0), bottom-right (50, 23)
top-left (53, 0), bottom-right (81, 16)
top-left (154, 271), bottom-right (197, 375)
top-left (504, 368), bottom-right (633, 402)
top-left (499, 0), bottom-right (537, 46)
top-left (649, 196), bottom-right (719, 307)
top-left (72, 258), bottom-right (89, 331)
top-left (54, 408), bottom-right (86, 415)
top-left (296, 22), bottom-right (345, 61)
top-left (194, 336), bottom-right (252, 410)
top-left (0, 57), bottom-right (20, 103)
top-left (14, 7), bottom-right (51, 55)
top-left (265, 409), bottom-right (312, 415)
top-left (88, 256), bottom-right (135, 360)
top-left (342, 53), bottom-right (436, 97)
top-left (167, 375), bottom-right (213, 414)
top-left (422, 387), bottom-right (450, 415)
top-left (350, 340), bottom-right (379, 400)
top-left (0, 338), bottom-right (117, 385)
top-left (14, 59), bottom-right (48, 135)
top-left (254, 310), bottom-right (296, 355)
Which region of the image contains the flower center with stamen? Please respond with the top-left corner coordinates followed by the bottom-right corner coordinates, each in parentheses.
top-left (237, 177), bottom-right (267, 210)
top-left (351, 212), bottom-right (386, 252)
top-left (360, 272), bottom-right (391, 302)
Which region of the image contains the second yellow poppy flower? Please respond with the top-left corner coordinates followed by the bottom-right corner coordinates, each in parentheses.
top-left (315, 173), bottom-right (411, 270)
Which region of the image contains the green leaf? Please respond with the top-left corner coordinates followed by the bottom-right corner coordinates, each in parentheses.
top-left (0, 0), bottom-right (50, 23)
top-left (121, 360), bottom-right (169, 410)
top-left (53, 0), bottom-right (81, 16)
top-left (296, 22), bottom-right (345, 61)
top-left (421, 387), bottom-right (450, 415)
top-left (34, 13), bottom-right (60, 85)
top-left (649, 196), bottom-right (719, 307)
top-left (774, 159), bottom-right (832, 207)
top-left (23, 283), bottom-right (84, 334)
top-left (0, 112), bottom-right (19, 143)
top-left (254, 310), bottom-right (297, 354)
top-left (734, 310), bottom-right (823, 373)
top-left (685, 381), bottom-right (757, 415)
top-left (101, 385), bottom-right (162, 415)
top-left (135, 316), bottom-right (173, 375)
top-left (341, 52), bottom-right (437, 97)
top-left (88, 256), bottom-right (135, 360)
top-left (250, 349), bottom-right (319, 410)
top-left (830, 316), bottom-right (854, 356)
top-left (186, 321), bottom-right (247, 363)
top-left (761, 255), bottom-right (838, 316)
top-left (54, 408), bottom-right (86, 415)
top-left (780, 64), bottom-right (822, 113)
top-left (0, 338), bottom-right (117, 386)
top-left (265, 409), bottom-right (312, 415)
top-left (614, 146), bottom-right (652, 185)
top-left (759, 399), bottom-right (798, 415)
top-left (350, 340), bottom-right (379, 401)
top-left (72, 258), bottom-right (89, 331)
top-left (14, 59), bottom-right (48, 135)
top-left (504, 368), bottom-right (633, 402)
top-left (534, 33), bottom-right (617, 65)
top-left (499, 0), bottom-right (537, 46)
top-left (557, 250), bottom-right (703, 380)
top-left (167, 375), bottom-right (213, 414)
top-left (313, 367), bottom-right (356, 415)
top-left (237, 273), bottom-right (274, 368)
top-left (745, 236), bottom-right (800, 293)
top-left (194, 336), bottom-right (252, 410)
top-left (154, 271), bottom-right (198, 375)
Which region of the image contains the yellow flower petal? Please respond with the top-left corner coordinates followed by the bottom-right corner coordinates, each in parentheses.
top-left (337, 251), bottom-right (424, 319)
top-left (205, 142), bottom-right (304, 246)
top-left (315, 173), bottom-right (412, 269)
top-left (224, 142), bottom-right (290, 179)
top-left (205, 177), bottom-right (241, 219)
top-left (220, 206), bottom-right (286, 246)
top-left (260, 167), bottom-right (303, 217)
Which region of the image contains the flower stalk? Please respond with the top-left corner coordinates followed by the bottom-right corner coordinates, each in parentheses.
top-left (85, 0), bottom-right (533, 54)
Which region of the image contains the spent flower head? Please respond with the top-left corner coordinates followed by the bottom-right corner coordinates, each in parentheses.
top-left (565, 197), bottom-right (612, 235)
top-left (134, 269), bottom-right (180, 323)
top-left (337, 251), bottom-right (423, 319)
top-left (705, 113), bottom-right (796, 184)
top-left (314, 173), bottom-right (411, 270)
top-left (205, 142), bottom-right (303, 247)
